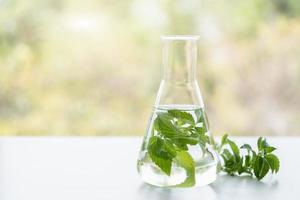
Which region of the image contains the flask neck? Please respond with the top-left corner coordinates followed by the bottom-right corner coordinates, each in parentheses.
top-left (161, 36), bottom-right (198, 83)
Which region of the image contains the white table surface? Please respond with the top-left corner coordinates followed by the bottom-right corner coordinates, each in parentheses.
top-left (0, 136), bottom-right (298, 200)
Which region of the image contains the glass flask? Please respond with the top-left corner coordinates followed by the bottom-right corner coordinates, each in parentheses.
top-left (137, 35), bottom-right (218, 188)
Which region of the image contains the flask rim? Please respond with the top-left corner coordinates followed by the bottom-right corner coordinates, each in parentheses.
top-left (161, 35), bottom-right (199, 41)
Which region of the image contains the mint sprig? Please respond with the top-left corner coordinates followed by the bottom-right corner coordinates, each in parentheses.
top-left (219, 134), bottom-right (280, 180)
top-left (147, 109), bottom-right (210, 187)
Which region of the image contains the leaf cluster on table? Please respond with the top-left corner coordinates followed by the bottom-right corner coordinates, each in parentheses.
top-left (219, 134), bottom-right (280, 180)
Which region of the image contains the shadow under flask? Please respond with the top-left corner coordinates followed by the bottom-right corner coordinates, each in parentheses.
top-left (137, 35), bottom-right (218, 187)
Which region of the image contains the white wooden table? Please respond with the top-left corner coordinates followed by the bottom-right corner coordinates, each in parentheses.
top-left (0, 137), bottom-right (298, 200)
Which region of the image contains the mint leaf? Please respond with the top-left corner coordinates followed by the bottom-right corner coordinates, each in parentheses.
top-left (265, 154), bottom-right (280, 173)
top-left (227, 139), bottom-right (240, 161)
top-left (257, 137), bottom-right (269, 152)
top-left (164, 140), bottom-right (178, 157)
top-left (244, 155), bottom-right (252, 167)
top-left (195, 108), bottom-right (203, 123)
top-left (221, 149), bottom-right (234, 162)
top-left (253, 156), bottom-right (261, 179)
top-left (153, 117), bottom-right (160, 132)
top-left (148, 136), bottom-right (176, 176)
top-left (251, 151), bottom-right (257, 168)
top-left (168, 110), bottom-right (195, 125)
top-left (174, 151), bottom-right (195, 187)
top-left (265, 146), bottom-right (276, 153)
top-left (221, 134), bottom-right (228, 147)
top-left (155, 113), bottom-right (180, 138)
top-left (257, 137), bottom-right (264, 151)
top-left (150, 154), bottom-right (172, 176)
top-left (172, 140), bottom-right (189, 150)
top-left (240, 144), bottom-right (252, 151)
top-left (254, 156), bottom-right (270, 180)
top-left (174, 136), bottom-right (199, 145)
top-left (195, 127), bottom-right (206, 135)
top-left (199, 134), bottom-right (210, 146)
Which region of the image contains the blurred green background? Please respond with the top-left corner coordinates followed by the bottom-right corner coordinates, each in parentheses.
top-left (0, 0), bottom-right (299, 136)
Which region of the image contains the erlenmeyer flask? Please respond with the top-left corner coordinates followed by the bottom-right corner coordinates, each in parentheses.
top-left (137, 35), bottom-right (218, 187)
